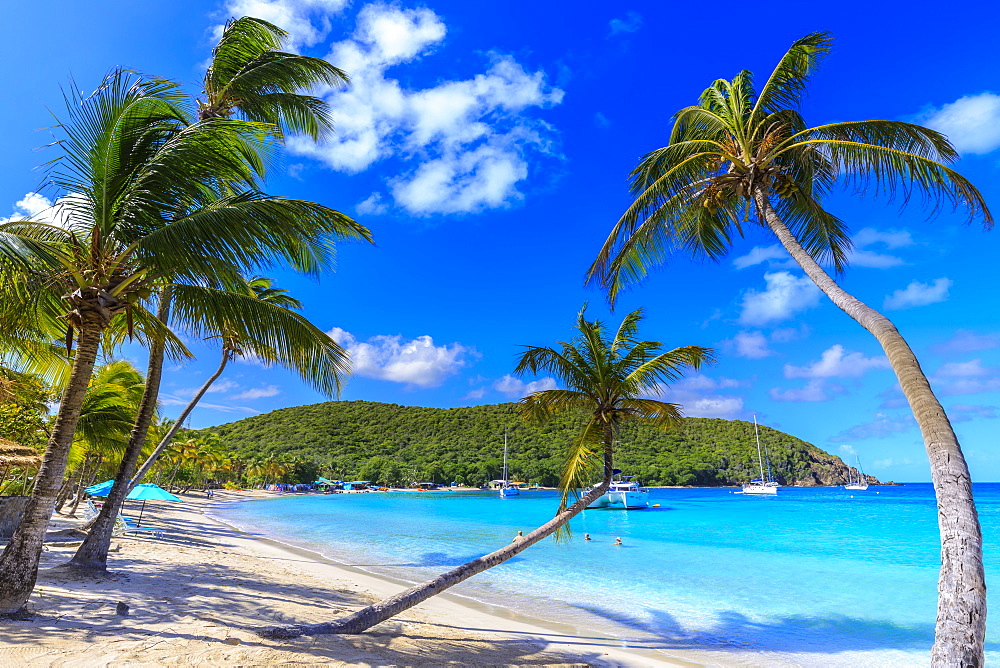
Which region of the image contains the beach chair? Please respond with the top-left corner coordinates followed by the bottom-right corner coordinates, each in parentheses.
top-left (113, 515), bottom-right (166, 538)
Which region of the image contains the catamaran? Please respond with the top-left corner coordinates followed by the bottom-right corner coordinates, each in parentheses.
top-left (844, 455), bottom-right (869, 491)
top-left (742, 416), bottom-right (779, 495)
top-left (585, 473), bottom-right (650, 509)
top-left (499, 431), bottom-right (519, 498)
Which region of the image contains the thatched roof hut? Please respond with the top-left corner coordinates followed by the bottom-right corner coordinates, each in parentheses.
top-left (0, 437), bottom-right (42, 468)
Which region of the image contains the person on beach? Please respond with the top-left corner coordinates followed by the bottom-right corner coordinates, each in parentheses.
top-left (614, 537), bottom-right (622, 546)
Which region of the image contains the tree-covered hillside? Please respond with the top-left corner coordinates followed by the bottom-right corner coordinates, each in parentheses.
top-left (205, 400), bottom-right (877, 487)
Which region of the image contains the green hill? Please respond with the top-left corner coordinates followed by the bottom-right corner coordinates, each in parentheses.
top-left (205, 400), bottom-right (877, 487)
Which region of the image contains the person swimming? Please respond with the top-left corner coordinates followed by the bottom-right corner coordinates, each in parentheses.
top-left (614, 537), bottom-right (623, 546)
top-left (512, 530), bottom-right (524, 542)
top-left (584, 533), bottom-right (592, 541)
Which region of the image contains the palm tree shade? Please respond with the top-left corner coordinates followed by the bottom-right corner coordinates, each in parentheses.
top-left (255, 307), bottom-right (712, 638)
top-left (587, 32), bottom-right (992, 666)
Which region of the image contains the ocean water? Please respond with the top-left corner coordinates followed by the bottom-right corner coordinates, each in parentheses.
top-left (213, 484), bottom-right (1000, 666)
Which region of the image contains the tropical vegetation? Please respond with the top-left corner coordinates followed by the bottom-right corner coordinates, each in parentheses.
top-left (586, 31), bottom-right (991, 666)
top-left (202, 399), bottom-right (868, 488)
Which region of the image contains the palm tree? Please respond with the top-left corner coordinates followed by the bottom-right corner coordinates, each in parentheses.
top-left (0, 70), bottom-right (366, 613)
top-left (125, 276), bottom-right (345, 493)
top-left (257, 307), bottom-right (712, 638)
top-left (69, 274), bottom-right (357, 570)
top-left (199, 16), bottom-right (348, 138)
top-left (586, 32), bottom-right (991, 665)
top-left (65, 17), bottom-right (364, 574)
top-left (59, 361), bottom-right (146, 516)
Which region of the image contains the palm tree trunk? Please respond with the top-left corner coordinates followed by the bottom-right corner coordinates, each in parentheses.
top-left (69, 289), bottom-right (173, 571)
top-left (0, 325), bottom-right (104, 614)
top-left (127, 348), bottom-right (232, 494)
top-left (256, 477), bottom-right (613, 639)
top-left (756, 189), bottom-right (985, 666)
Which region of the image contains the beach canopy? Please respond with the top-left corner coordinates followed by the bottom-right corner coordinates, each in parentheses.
top-left (128, 483), bottom-right (181, 501)
top-left (315, 477), bottom-right (341, 484)
top-left (86, 480), bottom-right (116, 496)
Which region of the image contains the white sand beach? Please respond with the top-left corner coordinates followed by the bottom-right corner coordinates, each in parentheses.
top-left (0, 490), bottom-right (715, 667)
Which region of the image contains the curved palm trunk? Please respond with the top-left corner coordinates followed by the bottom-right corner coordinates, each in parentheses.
top-left (256, 477), bottom-right (613, 639)
top-left (756, 190), bottom-right (985, 666)
top-left (127, 349), bottom-right (232, 494)
top-left (69, 290), bottom-right (173, 571)
top-left (0, 326), bottom-right (103, 614)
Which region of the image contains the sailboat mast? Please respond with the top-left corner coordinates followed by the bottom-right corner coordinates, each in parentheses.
top-left (753, 416), bottom-right (766, 481)
top-left (502, 430), bottom-right (509, 483)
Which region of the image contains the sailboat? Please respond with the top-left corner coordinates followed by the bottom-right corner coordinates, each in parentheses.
top-left (844, 455), bottom-right (869, 491)
top-left (499, 431), bottom-right (519, 497)
top-left (742, 416), bottom-right (779, 495)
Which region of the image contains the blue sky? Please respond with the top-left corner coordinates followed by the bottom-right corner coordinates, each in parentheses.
top-left (3, 1), bottom-right (1000, 482)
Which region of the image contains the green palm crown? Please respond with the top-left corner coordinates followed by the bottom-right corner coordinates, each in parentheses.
top-left (589, 32), bottom-right (992, 301)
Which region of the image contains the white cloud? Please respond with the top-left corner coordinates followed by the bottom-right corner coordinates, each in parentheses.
top-left (232, 385), bottom-right (281, 400)
top-left (172, 378), bottom-right (240, 399)
top-left (608, 11), bottom-right (642, 36)
top-left (1, 192), bottom-right (82, 228)
top-left (730, 331), bottom-right (773, 359)
top-left (932, 359), bottom-right (1000, 396)
top-left (653, 374), bottom-right (744, 419)
top-left (286, 4), bottom-right (563, 215)
top-left (830, 413), bottom-right (916, 442)
top-left (852, 228), bottom-right (914, 250)
top-left (884, 277), bottom-right (952, 310)
top-left (838, 444), bottom-right (857, 456)
top-left (920, 92), bottom-right (1000, 155)
top-left (937, 359), bottom-right (988, 378)
top-left (739, 271), bottom-right (822, 326)
top-left (328, 327), bottom-right (472, 387)
top-left (931, 330), bottom-right (1000, 355)
top-left (356, 192), bottom-right (388, 215)
top-left (769, 379), bottom-right (830, 402)
top-left (494, 374), bottom-right (557, 398)
top-left (770, 325), bottom-right (809, 343)
top-left (219, 0), bottom-right (349, 50)
top-left (784, 344), bottom-right (890, 379)
top-left (948, 404), bottom-right (998, 423)
top-left (732, 245), bottom-right (788, 269)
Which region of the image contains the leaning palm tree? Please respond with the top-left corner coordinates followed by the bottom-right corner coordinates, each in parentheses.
top-left (257, 307), bottom-right (712, 638)
top-left (0, 70), bottom-right (367, 613)
top-left (199, 16), bottom-right (348, 138)
top-left (587, 32), bottom-right (991, 666)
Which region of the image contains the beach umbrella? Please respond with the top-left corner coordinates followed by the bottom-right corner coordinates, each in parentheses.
top-left (86, 480), bottom-right (116, 496)
top-left (127, 483), bottom-right (181, 526)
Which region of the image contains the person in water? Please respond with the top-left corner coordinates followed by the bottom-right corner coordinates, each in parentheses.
top-left (512, 530), bottom-right (524, 543)
top-left (614, 537), bottom-right (623, 546)
top-left (584, 533), bottom-right (592, 541)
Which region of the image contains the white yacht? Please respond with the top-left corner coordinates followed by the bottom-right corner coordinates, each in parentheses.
top-left (844, 455), bottom-right (869, 491)
top-left (499, 431), bottom-right (519, 498)
top-left (586, 475), bottom-right (650, 509)
top-left (742, 416), bottom-right (779, 495)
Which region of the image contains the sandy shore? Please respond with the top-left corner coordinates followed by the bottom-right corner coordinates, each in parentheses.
top-left (0, 490), bottom-right (711, 667)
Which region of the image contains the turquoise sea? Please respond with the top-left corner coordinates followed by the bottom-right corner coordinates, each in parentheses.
top-left (213, 484), bottom-right (1000, 666)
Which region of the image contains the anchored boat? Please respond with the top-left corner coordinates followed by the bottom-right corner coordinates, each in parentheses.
top-left (742, 416), bottom-right (779, 495)
top-left (586, 474), bottom-right (650, 509)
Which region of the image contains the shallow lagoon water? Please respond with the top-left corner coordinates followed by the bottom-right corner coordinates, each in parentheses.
top-left (215, 483), bottom-right (1000, 665)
